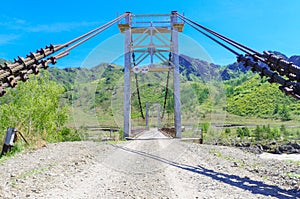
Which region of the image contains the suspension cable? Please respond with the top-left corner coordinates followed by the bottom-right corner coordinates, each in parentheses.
top-left (161, 53), bottom-right (172, 119)
top-left (132, 53), bottom-right (145, 119)
top-left (161, 70), bottom-right (170, 119)
top-left (176, 12), bottom-right (300, 99)
top-left (177, 13), bottom-right (260, 56)
top-left (0, 13), bottom-right (129, 96)
top-left (55, 13), bottom-right (128, 57)
top-left (182, 20), bottom-right (240, 56)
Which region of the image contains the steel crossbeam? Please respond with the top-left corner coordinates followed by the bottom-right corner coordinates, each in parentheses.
top-left (119, 11), bottom-right (183, 138)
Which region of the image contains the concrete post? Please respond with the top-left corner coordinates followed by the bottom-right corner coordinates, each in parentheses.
top-left (124, 13), bottom-right (132, 138)
top-left (171, 11), bottom-right (182, 138)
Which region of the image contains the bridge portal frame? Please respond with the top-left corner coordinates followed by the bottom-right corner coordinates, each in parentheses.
top-left (120, 11), bottom-right (183, 138)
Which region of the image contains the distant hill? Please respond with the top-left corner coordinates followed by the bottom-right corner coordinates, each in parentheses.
top-left (220, 51), bottom-right (300, 80)
top-left (179, 54), bottom-right (221, 81)
top-left (225, 74), bottom-right (300, 119)
top-left (0, 58), bottom-right (10, 65)
top-left (289, 56), bottom-right (300, 66)
top-left (1, 51), bottom-right (300, 121)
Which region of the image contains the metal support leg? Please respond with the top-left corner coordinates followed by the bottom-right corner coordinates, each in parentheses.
top-left (171, 11), bottom-right (182, 138)
top-left (123, 14), bottom-right (132, 138)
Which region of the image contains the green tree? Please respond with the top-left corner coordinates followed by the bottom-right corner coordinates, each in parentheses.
top-left (280, 124), bottom-right (289, 138)
top-left (273, 104), bottom-right (279, 115)
top-left (254, 126), bottom-right (262, 141)
top-left (242, 127), bottom-right (250, 137)
top-left (279, 104), bottom-right (291, 121)
top-left (0, 73), bottom-right (68, 145)
top-left (225, 128), bottom-right (231, 134)
top-left (237, 127), bottom-right (244, 139)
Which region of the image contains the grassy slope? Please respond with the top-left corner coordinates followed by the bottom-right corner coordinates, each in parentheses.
top-left (3, 56), bottom-right (299, 129)
top-left (226, 74), bottom-right (300, 120)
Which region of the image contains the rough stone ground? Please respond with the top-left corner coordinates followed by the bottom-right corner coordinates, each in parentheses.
top-left (0, 130), bottom-right (300, 198)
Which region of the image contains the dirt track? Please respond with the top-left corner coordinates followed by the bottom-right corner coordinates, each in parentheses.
top-left (0, 129), bottom-right (300, 198)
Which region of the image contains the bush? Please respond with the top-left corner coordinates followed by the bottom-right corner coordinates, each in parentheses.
top-left (0, 73), bottom-right (69, 145)
top-left (56, 127), bottom-right (82, 142)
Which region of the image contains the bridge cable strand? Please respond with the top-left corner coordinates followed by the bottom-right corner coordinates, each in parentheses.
top-left (238, 55), bottom-right (300, 99)
top-left (0, 13), bottom-right (129, 96)
top-left (176, 13), bottom-right (300, 99)
top-left (262, 51), bottom-right (300, 82)
top-left (55, 13), bottom-right (129, 58)
top-left (177, 14), bottom-right (267, 63)
top-left (178, 17), bottom-right (240, 56)
top-left (132, 53), bottom-right (145, 119)
top-left (161, 53), bottom-right (172, 120)
top-left (177, 13), bottom-right (300, 75)
top-left (176, 13), bottom-right (261, 56)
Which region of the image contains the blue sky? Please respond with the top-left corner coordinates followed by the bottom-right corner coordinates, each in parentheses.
top-left (0, 0), bottom-right (299, 67)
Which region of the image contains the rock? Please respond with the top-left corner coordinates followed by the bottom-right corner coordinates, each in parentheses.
top-left (247, 145), bottom-right (263, 154)
top-left (235, 143), bottom-right (243, 147)
top-left (291, 142), bottom-right (300, 150)
top-left (232, 162), bottom-right (238, 167)
top-left (279, 145), bottom-right (294, 154)
top-left (262, 144), bottom-right (270, 151)
top-left (274, 147), bottom-right (282, 154)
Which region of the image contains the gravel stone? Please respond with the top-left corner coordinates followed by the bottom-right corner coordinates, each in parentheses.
top-left (0, 133), bottom-right (299, 198)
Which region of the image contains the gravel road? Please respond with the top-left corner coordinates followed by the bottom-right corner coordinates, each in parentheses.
top-left (0, 129), bottom-right (300, 198)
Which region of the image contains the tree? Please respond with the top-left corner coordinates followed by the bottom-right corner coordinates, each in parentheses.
top-left (237, 127), bottom-right (244, 139)
top-left (0, 73), bottom-right (68, 145)
top-left (225, 128), bottom-right (231, 134)
top-left (273, 104), bottom-right (279, 115)
top-left (279, 104), bottom-right (291, 121)
top-left (254, 126), bottom-right (262, 141)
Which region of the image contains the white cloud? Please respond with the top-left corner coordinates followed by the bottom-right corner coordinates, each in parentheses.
top-left (24, 21), bottom-right (100, 33)
top-left (0, 15), bottom-right (26, 27)
top-left (0, 34), bottom-right (20, 45)
top-left (0, 15), bottom-right (100, 33)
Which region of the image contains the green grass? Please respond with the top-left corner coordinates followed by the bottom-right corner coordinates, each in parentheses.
top-left (0, 142), bottom-right (25, 161)
top-left (286, 173), bottom-right (300, 179)
top-left (10, 162), bottom-right (57, 187)
top-left (285, 159), bottom-right (300, 165)
top-left (209, 148), bottom-right (245, 168)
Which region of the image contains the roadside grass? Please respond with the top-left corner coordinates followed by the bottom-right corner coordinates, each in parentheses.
top-left (10, 162), bottom-right (57, 188)
top-left (286, 173), bottom-right (300, 179)
top-left (0, 142), bottom-right (25, 164)
top-left (209, 148), bottom-right (245, 168)
top-left (285, 159), bottom-right (300, 165)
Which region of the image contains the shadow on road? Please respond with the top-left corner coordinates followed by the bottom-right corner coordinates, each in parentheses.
top-left (112, 144), bottom-right (300, 199)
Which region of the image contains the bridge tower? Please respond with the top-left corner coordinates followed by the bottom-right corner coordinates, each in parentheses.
top-left (119, 11), bottom-right (184, 138)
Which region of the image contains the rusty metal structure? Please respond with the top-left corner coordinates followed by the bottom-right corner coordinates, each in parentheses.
top-left (1, 11), bottom-right (300, 138)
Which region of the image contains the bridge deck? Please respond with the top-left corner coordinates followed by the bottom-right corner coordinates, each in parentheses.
top-left (127, 128), bottom-right (171, 140)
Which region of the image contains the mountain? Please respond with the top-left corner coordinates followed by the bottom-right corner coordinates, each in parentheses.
top-left (289, 56), bottom-right (300, 66)
top-left (0, 58), bottom-right (10, 65)
top-left (220, 51), bottom-right (300, 80)
top-left (179, 54), bottom-right (221, 81)
top-left (1, 51), bottom-right (300, 121)
top-left (266, 51), bottom-right (300, 67)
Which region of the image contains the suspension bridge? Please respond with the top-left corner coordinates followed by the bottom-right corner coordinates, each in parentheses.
top-left (1, 11), bottom-right (300, 139)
